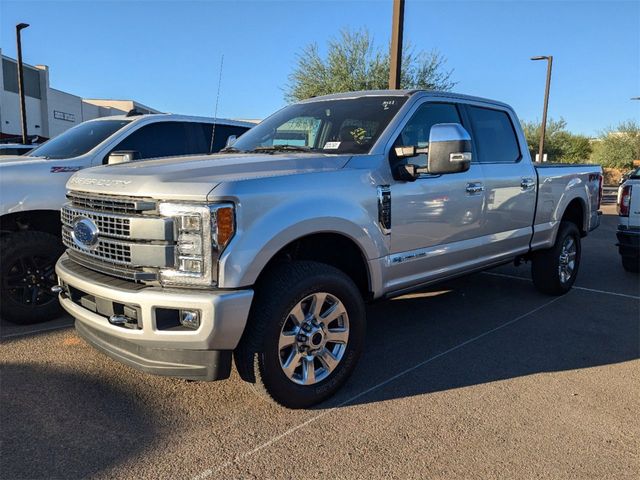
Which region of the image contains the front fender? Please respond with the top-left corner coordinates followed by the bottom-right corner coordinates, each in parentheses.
top-left (0, 161), bottom-right (83, 216)
top-left (217, 196), bottom-right (385, 288)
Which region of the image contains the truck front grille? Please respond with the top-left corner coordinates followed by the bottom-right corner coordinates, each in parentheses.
top-left (62, 228), bottom-right (132, 265)
top-left (62, 193), bottom-right (174, 282)
top-left (62, 206), bottom-right (131, 239)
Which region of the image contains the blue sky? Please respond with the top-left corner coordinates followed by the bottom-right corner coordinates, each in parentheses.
top-left (1, 0), bottom-right (638, 136)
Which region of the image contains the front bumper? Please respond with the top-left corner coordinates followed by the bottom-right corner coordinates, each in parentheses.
top-left (55, 254), bottom-right (254, 380)
top-left (616, 228), bottom-right (640, 257)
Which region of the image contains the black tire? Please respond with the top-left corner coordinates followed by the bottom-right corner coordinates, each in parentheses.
top-left (621, 255), bottom-right (639, 273)
top-left (234, 261), bottom-right (366, 409)
top-left (531, 221), bottom-right (581, 296)
top-left (1, 231), bottom-right (65, 324)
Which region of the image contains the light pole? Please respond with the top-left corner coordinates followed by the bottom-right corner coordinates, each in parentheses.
top-left (531, 55), bottom-right (553, 162)
top-left (389, 0), bottom-right (405, 89)
top-left (16, 23), bottom-right (30, 145)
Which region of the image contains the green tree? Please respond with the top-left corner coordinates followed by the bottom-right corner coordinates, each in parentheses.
top-left (520, 118), bottom-right (592, 163)
top-left (285, 28), bottom-right (456, 102)
top-left (590, 120), bottom-right (640, 169)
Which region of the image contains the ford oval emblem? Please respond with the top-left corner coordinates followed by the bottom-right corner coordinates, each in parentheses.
top-left (72, 217), bottom-right (99, 250)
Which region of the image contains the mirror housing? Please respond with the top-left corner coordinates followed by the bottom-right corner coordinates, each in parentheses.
top-left (225, 135), bottom-right (237, 148)
top-left (107, 150), bottom-right (139, 165)
top-left (427, 123), bottom-right (472, 174)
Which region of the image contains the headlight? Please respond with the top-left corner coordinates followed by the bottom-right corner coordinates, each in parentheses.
top-left (158, 202), bottom-right (235, 287)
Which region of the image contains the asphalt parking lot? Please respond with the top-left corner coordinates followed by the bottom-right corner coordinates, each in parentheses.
top-left (1, 203), bottom-right (638, 480)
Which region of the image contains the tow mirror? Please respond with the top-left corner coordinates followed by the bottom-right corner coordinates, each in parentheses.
top-left (427, 123), bottom-right (472, 174)
top-left (225, 135), bottom-right (237, 148)
top-left (107, 150), bottom-right (139, 165)
top-left (392, 123), bottom-right (472, 181)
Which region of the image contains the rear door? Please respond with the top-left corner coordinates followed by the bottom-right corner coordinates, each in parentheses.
top-left (464, 104), bottom-right (537, 260)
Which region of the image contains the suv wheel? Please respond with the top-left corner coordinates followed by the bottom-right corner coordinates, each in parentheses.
top-left (234, 261), bottom-right (366, 408)
top-left (531, 221), bottom-right (581, 295)
top-left (1, 231), bottom-right (65, 324)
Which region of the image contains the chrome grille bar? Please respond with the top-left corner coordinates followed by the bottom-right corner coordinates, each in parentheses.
top-left (62, 228), bottom-right (175, 267)
top-left (61, 204), bottom-right (174, 241)
top-left (66, 251), bottom-right (157, 282)
top-left (67, 191), bottom-right (156, 214)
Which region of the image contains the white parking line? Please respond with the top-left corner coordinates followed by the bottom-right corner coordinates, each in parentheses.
top-left (482, 271), bottom-right (640, 300)
top-left (195, 295), bottom-right (563, 479)
top-left (1, 323), bottom-right (72, 340)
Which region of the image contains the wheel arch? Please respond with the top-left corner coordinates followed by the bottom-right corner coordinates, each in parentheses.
top-left (560, 197), bottom-right (587, 236)
top-left (0, 210), bottom-right (62, 237)
top-left (256, 231), bottom-right (373, 299)
top-left (219, 220), bottom-right (378, 300)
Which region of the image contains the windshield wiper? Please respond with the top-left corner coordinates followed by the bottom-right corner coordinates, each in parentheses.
top-left (250, 145), bottom-right (312, 154)
top-left (219, 146), bottom-right (246, 153)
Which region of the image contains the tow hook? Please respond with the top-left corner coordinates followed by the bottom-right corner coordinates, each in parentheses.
top-left (51, 284), bottom-right (69, 298)
top-left (109, 314), bottom-right (139, 329)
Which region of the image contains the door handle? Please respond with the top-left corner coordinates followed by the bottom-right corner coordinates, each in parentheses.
top-left (466, 182), bottom-right (484, 194)
top-left (521, 178), bottom-right (536, 190)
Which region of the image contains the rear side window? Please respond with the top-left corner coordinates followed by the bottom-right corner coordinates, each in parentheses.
top-left (467, 106), bottom-right (521, 163)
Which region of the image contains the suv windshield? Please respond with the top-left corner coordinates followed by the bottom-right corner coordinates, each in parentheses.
top-left (28, 119), bottom-right (131, 159)
top-left (230, 96), bottom-right (408, 155)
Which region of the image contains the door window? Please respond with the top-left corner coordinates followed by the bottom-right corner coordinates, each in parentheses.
top-left (467, 106), bottom-right (521, 163)
top-left (113, 122), bottom-right (191, 159)
top-left (394, 102), bottom-right (462, 167)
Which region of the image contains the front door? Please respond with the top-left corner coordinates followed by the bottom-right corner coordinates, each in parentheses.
top-left (386, 101), bottom-right (486, 292)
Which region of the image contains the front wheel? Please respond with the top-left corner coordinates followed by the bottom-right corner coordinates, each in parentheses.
top-left (1, 231), bottom-right (65, 324)
top-left (234, 261), bottom-right (366, 409)
top-left (531, 221), bottom-right (581, 295)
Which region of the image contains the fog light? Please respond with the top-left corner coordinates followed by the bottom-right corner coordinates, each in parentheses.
top-left (180, 309), bottom-right (200, 329)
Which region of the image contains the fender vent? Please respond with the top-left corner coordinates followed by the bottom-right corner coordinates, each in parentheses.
top-left (377, 185), bottom-right (391, 234)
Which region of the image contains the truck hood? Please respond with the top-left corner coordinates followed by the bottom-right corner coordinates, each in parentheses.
top-left (0, 155), bottom-right (46, 166)
top-left (67, 153), bottom-right (352, 201)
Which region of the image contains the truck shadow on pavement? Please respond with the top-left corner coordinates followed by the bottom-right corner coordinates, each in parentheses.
top-left (0, 363), bottom-right (156, 480)
top-left (322, 272), bottom-right (639, 409)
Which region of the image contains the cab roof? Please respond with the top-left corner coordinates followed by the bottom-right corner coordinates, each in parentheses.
top-left (85, 113), bottom-right (256, 129)
top-left (300, 89), bottom-right (512, 109)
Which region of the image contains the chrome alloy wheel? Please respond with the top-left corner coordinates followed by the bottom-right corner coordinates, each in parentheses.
top-left (558, 236), bottom-right (577, 284)
top-left (278, 292), bottom-right (349, 385)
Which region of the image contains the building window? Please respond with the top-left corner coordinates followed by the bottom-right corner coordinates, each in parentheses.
top-left (2, 58), bottom-right (42, 99)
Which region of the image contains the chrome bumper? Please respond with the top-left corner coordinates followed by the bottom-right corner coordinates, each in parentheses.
top-left (56, 253), bottom-right (253, 358)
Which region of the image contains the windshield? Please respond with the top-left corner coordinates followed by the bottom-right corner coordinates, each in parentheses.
top-left (230, 96), bottom-right (408, 155)
top-left (28, 119), bottom-right (131, 159)
top-left (630, 167), bottom-right (640, 179)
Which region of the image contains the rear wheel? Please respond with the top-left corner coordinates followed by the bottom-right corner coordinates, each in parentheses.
top-left (234, 261), bottom-right (366, 409)
top-left (1, 231), bottom-right (64, 324)
top-left (531, 221), bottom-right (581, 295)
top-left (621, 255), bottom-right (639, 273)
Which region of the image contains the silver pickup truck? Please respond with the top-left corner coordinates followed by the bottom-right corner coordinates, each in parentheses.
top-left (54, 90), bottom-right (603, 408)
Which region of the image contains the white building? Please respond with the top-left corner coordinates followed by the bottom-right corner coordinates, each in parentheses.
top-left (0, 48), bottom-right (160, 141)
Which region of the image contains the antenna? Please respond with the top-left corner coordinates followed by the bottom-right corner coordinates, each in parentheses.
top-left (209, 55), bottom-right (224, 153)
